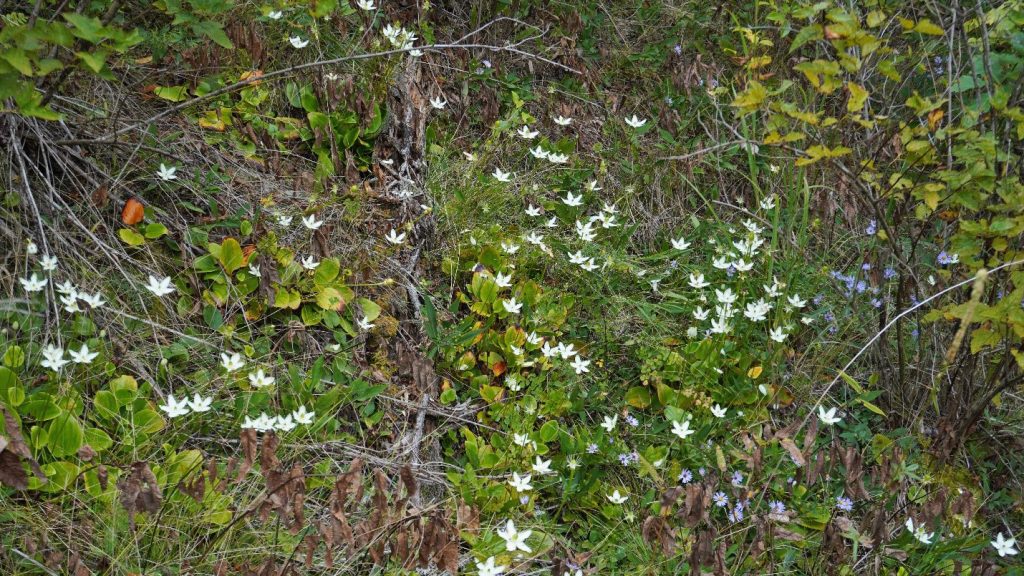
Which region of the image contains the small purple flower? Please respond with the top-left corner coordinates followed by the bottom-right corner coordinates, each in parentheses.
top-left (713, 491), bottom-right (729, 507)
top-left (862, 262), bottom-right (871, 271)
top-left (519, 495), bottom-right (530, 504)
top-left (937, 251), bottom-right (959, 266)
top-left (726, 265), bottom-right (736, 277)
top-left (769, 500), bottom-right (786, 515)
top-left (823, 311), bottom-right (836, 323)
top-left (866, 220), bottom-right (877, 235)
top-left (855, 280), bottom-right (868, 293)
top-left (625, 414), bottom-right (639, 427)
top-left (884, 267), bottom-right (897, 280)
top-left (911, 328), bottom-right (920, 339)
top-left (871, 298), bottom-right (883, 308)
top-left (482, 59), bottom-right (492, 69)
top-left (673, 44), bottom-right (682, 56)
top-left (678, 469), bottom-right (693, 484)
top-left (836, 496), bottom-right (854, 512)
top-left (698, 467), bottom-right (707, 477)
top-left (587, 443), bottom-right (599, 454)
top-left (730, 470), bottom-right (744, 486)
top-left (727, 505), bottom-right (744, 522)
top-left (813, 293), bottom-right (825, 306)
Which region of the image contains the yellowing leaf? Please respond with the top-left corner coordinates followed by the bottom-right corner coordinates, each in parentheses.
top-left (913, 19), bottom-right (945, 35)
top-left (847, 82), bottom-right (869, 113)
top-left (731, 80), bottom-right (768, 115)
top-left (747, 365), bottom-right (763, 379)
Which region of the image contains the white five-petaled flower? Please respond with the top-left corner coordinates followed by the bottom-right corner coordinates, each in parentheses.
top-left (40, 344), bottom-right (68, 372)
top-left (289, 36), bottom-right (309, 49)
top-left (463, 151), bottom-right (478, 161)
top-left (302, 214), bottom-right (323, 230)
top-left (529, 146), bottom-right (548, 159)
top-left (385, 229), bottom-right (407, 245)
top-left (512, 433), bottom-right (532, 447)
top-left (562, 192), bottom-right (584, 207)
top-left (187, 394), bottom-right (213, 413)
top-left (624, 114), bottom-right (647, 128)
top-left (744, 299), bottom-right (772, 322)
top-left (905, 518), bottom-right (935, 544)
top-left (607, 490), bottom-right (628, 504)
top-left (818, 406), bottom-right (842, 425)
top-left (715, 288), bottom-right (737, 305)
top-left (274, 415), bottom-right (296, 432)
top-left (40, 254), bottom-right (58, 272)
top-left (145, 275), bottom-right (175, 297)
top-left (56, 280), bottom-right (76, 295)
top-left (502, 298), bottom-right (522, 314)
top-left (221, 352), bottom-right (245, 372)
top-left (672, 419), bottom-right (695, 440)
top-left (248, 368), bottom-right (275, 388)
top-left (494, 272), bottom-right (513, 288)
top-left (553, 115), bottom-right (572, 126)
top-left (991, 532), bottom-right (1018, 557)
top-left (69, 343), bottom-right (98, 364)
top-left (20, 273), bottom-right (48, 292)
top-left (525, 204), bottom-right (542, 217)
top-left (547, 152), bottom-right (569, 164)
top-left (502, 242), bottom-right (520, 254)
top-left (242, 413), bottom-right (275, 432)
top-left (508, 472), bottom-right (533, 493)
top-left (356, 0), bottom-right (376, 10)
top-left (769, 326), bottom-right (787, 342)
top-left (159, 394), bottom-right (190, 418)
top-left (671, 237), bottom-right (691, 250)
top-left (689, 272), bottom-right (710, 289)
top-left (475, 556), bottom-right (507, 576)
top-left (81, 291), bottom-right (105, 309)
top-left (710, 404), bottom-right (727, 418)
top-left (429, 96), bottom-right (447, 109)
top-left (600, 414), bottom-right (617, 432)
top-left (532, 456), bottom-right (553, 475)
top-left (787, 294), bottom-right (807, 308)
top-left (301, 256), bottom-right (320, 270)
top-left (278, 215), bottom-right (293, 227)
top-left (570, 356), bottom-right (590, 374)
top-left (157, 163), bottom-right (177, 181)
top-left (492, 167), bottom-right (511, 182)
top-left (358, 316), bottom-right (375, 331)
top-left (292, 406), bottom-right (315, 425)
top-left (517, 126), bottom-right (539, 139)
top-left (267, 10), bottom-right (283, 19)
top-left (497, 519), bottom-right (532, 553)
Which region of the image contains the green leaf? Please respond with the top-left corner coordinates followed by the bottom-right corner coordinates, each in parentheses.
top-left (314, 257), bottom-right (341, 286)
top-left (63, 13), bottom-right (106, 44)
top-left (625, 386), bottom-right (652, 409)
top-left (118, 228), bottom-right (146, 246)
top-left (144, 222), bottom-right (168, 239)
top-left (215, 237), bottom-right (243, 273)
top-left (1, 51), bottom-right (33, 76)
top-left (192, 20), bottom-right (234, 49)
top-left (75, 51), bottom-right (107, 74)
top-left (154, 85), bottom-right (189, 102)
top-left (858, 398), bottom-right (887, 417)
top-left (789, 24), bottom-right (823, 53)
top-left (357, 298), bottom-right (381, 322)
top-left (317, 287), bottom-right (347, 311)
top-left (47, 413), bottom-right (84, 458)
top-left (2, 346), bottom-right (26, 368)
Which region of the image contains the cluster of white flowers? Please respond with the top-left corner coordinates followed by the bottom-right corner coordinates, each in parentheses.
top-left (242, 406), bottom-right (315, 433)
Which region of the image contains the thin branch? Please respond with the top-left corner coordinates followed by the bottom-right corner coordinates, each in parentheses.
top-left (91, 41), bottom-right (578, 142)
